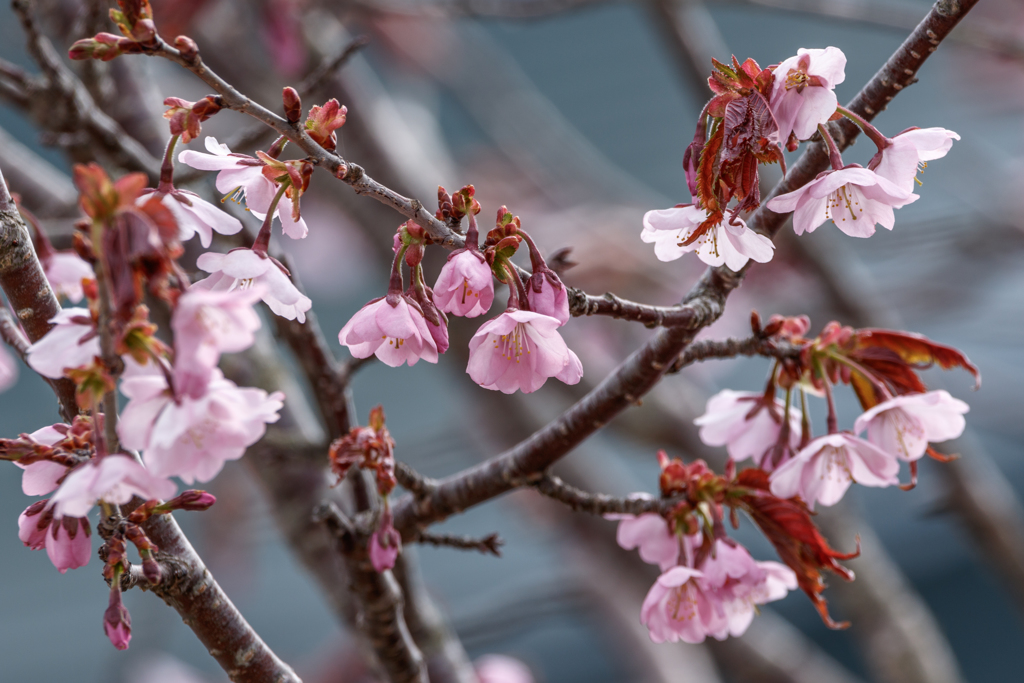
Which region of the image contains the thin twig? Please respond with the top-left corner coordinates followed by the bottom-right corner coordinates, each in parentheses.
top-left (396, 462), bottom-right (438, 498)
top-left (534, 474), bottom-right (681, 516)
top-left (668, 335), bottom-right (799, 373)
top-left (391, 0), bottom-right (982, 538)
top-left (415, 531), bottom-right (504, 557)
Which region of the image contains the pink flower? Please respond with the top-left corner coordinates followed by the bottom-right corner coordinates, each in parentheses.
top-left (178, 137), bottom-right (307, 239)
top-left (19, 502), bottom-right (93, 573)
top-left (770, 47), bottom-right (847, 143)
top-left (607, 512), bottom-right (680, 571)
top-left (699, 540), bottom-right (796, 637)
top-left (853, 390), bottom-right (968, 461)
top-left (139, 188), bottom-right (243, 248)
top-left (16, 425), bottom-right (69, 496)
top-left (475, 655), bottom-right (535, 683)
top-left (767, 166), bottom-right (917, 238)
top-left (26, 308), bottom-right (100, 379)
top-left (641, 566), bottom-right (714, 643)
top-left (0, 345), bottom-right (17, 394)
top-left (466, 310), bottom-right (582, 394)
top-left (42, 251), bottom-right (93, 303)
top-left (526, 274), bottom-right (570, 326)
top-left (194, 249), bottom-right (312, 323)
top-left (18, 502), bottom-right (50, 549)
top-left (433, 251), bottom-right (494, 318)
top-left (50, 455), bottom-right (177, 519)
top-left (118, 364), bottom-right (284, 484)
top-left (768, 432), bottom-right (899, 508)
top-left (871, 128), bottom-right (960, 193)
top-left (694, 390), bottom-right (802, 469)
top-left (369, 512), bottom-right (401, 573)
top-left (338, 296), bottom-right (439, 368)
top-left (104, 589), bottom-right (132, 650)
top-left (171, 286), bottom-right (263, 396)
top-left (641, 206), bottom-right (775, 271)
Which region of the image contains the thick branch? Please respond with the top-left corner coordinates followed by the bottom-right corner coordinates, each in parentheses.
top-left (392, 0), bottom-right (980, 537)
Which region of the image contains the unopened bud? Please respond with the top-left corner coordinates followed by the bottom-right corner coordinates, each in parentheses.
top-left (282, 87), bottom-right (302, 123)
top-left (68, 33), bottom-right (126, 62)
top-left (103, 584), bottom-right (132, 650)
top-left (174, 35), bottom-right (199, 63)
top-left (165, 490), bottom-right (217, 511)
top-left (141, 552), bottom-right (162, 585)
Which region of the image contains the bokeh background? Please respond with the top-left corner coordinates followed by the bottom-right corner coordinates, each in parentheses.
top-left (1, 0), bottom-right (1023, 682)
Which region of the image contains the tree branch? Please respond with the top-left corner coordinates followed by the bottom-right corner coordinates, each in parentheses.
top-left (414, 531), bottom-right (504, 556)
top-left (391, 0), bottom-right (981, 537)
top-left (535, 474), bottom-right (680, 516)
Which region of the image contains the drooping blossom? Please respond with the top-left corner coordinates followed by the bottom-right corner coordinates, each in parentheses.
top-left (138, 187), bottom-right (243, 248)
top-left (526, 273), bottom-right (570, 326)
top-left (194, 249), bottom-right (312, 323)
top-left (694, 390), bottom-right (802, 469)
top-left (338, 296), bottom-right (439, 368)
top-left (42, 251), bottom-right (93, 303)
top-left (118, 363), bottom-right (284, 484)
top-left (466, 310), bottom-right (582, 394)
top-left (178, 137), bottom-right (308, 238)
top-left (18, 501), bottom-right (92, 573)
top-left (769, 47), bottom-right (847, 143)
top-left (369, 508), bottom-right (401, 573)
top-left (641, 205), bottom-right (775, 271)
top-left (768, 432), bottom-right (899, 508)
top-left (607, 512), bottom-right (680, 571)
top-left (15, 425), bottom-right (69, 496)
top-left (871, 128), bottom-right (960, 193)
top-left (853, 390), bottom-right (969, 461)
top-left (768, 166), bottom-right (917, 237)
top-left (171, 286), bottom-right (263, 395)
top-left (49, 455), bottom-right (177, 519)
top-left (26, 308), bottom-right (100, 379)
top-left (0, 344), bottom-right (16, 393)
top-left (433, 251), bottom-right (494, 318)
top-left (475, 655), bottom-right (535, 683)
top-left (104, 588), bottom-right (132, 650)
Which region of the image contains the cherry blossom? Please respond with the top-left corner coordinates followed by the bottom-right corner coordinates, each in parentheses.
top-left (641, 566), bottom-right (714, 643)
top-left (766, 166), bottom-right (917, 238)
top-left (369, 517), bottom-right (402, 573)
top-left (50, 455), bottom-right (177, 519)
top-left (171, 286), bottom-right (263, 395)
top-left (433, 251), bottom-right (494, 318)
top-left (466, 310), bottom-right (582, 394)
top-left (194, 249), bottom-right (312, 323)
top-left (41, 251), bottom-right (93, 303)
top-left (768, 432), bottom-right (899, 508)
top-left (15, 425), bottom-right (68, 496)
top-left (699, 540), bottom-right (796, 637)
top-left (641, 205), bottom-right (775, 271)
top-left (178, 137), bottom-right (307, 239)
top-left (871, 127), bottom-right (960, 193)
top-left (18, 502), bottom-right (92, 573)
top-left (853, 390), bottom-right (969, 461)
top-left (104, 589), bottom-right (132, 650)
top-left (475, 655), bottom-right (535, 683)
top-left (607, 512), bottom-right (680, 571)
top-left (338, 296), bottom-right (439, 368)
top-left (26, 308), bottom-right (100, 379)
top-left (0, 345), bottom-right (16, 394)
top-left (526, 274), bottom-right (570, 326)
top-left (770, 47), bottom-right (847, 143)
top-left (139, 187), bottom-right (243, 248)
top-left (118, 364), bottom-right (284, 484)
top-left (694, 390), bottom-right (802, 469)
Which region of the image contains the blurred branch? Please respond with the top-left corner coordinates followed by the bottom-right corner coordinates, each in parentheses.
top-left (648, 0), bottom-right (730, 94)
top-left (0, 126), bottom-right (78, 217)
top-left (10, 0), bottom-right (161, 179)
top-left (392, 0), bottom-right (981, 535)
top-left (414, 531), bottom-right (504, 556)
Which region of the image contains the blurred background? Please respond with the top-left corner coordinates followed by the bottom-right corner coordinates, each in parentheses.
top-left (1, 0), bottom-right (1023, 681)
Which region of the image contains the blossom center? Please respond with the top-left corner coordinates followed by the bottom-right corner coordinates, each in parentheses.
top-left (678, 226), bottom-right (720, 258)
top-left (785, 68), bottom-right (811, 93)
top-left (822, 446), bottom-right (854, 482)
top-left (459, 279), bottom-right (480, 305)
top-left (882, 409), bottom-right (924, 459)
top-left (824, 185), bottom-right (864, 226)
top-left (493, 323), bottom-right (532, 363)
top-left (382, 335), bottom-right (406, 348)
top-left (668, 584), bottom-right (699, 623)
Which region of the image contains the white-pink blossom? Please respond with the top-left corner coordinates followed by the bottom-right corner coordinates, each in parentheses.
top-left (853, 390), bottom-right (968, 461)
top-left (466, 310), bottom-right (582, 394)
top-left (18, 503), bottom-right (92, 573)
top-left (526, 275), bottom-right (570, 326)
top-left (338, 296), bottom-right (439, 368)
top-left (872, 128), bottom-right (960, 193)
top-left (140, 188), bottom-right (243, 248)
top-left (770, 47), bottom-right (847, 143)
top-left (50, 455), bottom-right (177, 519)
top-left (641, 206), bottom-right (774, 271)
top-left (118, 363), bottom-right (284, 484)
top-left (433, 251), bottom-right (494, 318)
top-left (475, 655), bottom-right (535, 683)
top-left (607, 512), bottom-right (680, 571)
top-left (171, 286), bottom-right (263, 396)
top-left (15, 425), bottom-right (68, 496)
top-left (767, 166), bottom-right (917, 238)
top-left (26, 308), bottom-right (100, 379)
top-left (694, 390), bottom-right (802, 469)
top-left (195, 249), bottom-right (312, 323)
top-left (42, 251), bottom-right (93, 303)
top-left (768, 432), bottom-right (899, 508)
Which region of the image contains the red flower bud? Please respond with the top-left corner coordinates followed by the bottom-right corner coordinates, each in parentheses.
top-left (174, 35), bottom-right (199, 62)
top-left (282, 87), bottom-right (302, 123)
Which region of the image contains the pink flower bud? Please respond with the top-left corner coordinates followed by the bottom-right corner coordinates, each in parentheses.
top-left (167, 490), bottom-right (217, 511)
top-left (103, 588), bottom-right (132, 650)
top-left (174, 35), bottom-right (199, 62)
top-left (142, 555), bottom-right (163, 585)
top-left (68, 33), bottom-right (125, 62)
top-left (282, 87), bottom-right (302, 123)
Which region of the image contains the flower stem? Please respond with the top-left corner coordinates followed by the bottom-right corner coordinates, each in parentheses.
top-left (836, 105), bottom-right (890, 151)
top-left (387, 242), bottom-right (409, 300)
top-left (799, 389), bottom-right (812, 448)
top-left (158, 135), bottom-right (180, 190)
top-left (827, 351), bottom-right (894, 402)
top-left (517, 229), bottom-right (547, 274)
top-left (501, 262), bottom-right (521, 310)
top-left (813, 356), bottom-right (839, 434)
top-left (506, 261), bottom-right (531, 312)
top-left (465, 212), bottom-right (480, 251)
top-left (251, 183), bottom-right (289, 257)
top-left (817, 124), bottom-right (846, 171)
